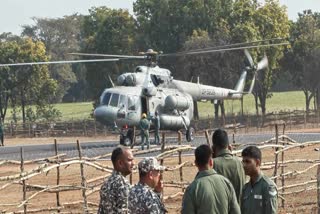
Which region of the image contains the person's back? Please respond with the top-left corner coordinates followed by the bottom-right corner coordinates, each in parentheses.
top-left (181, 144), bottom-right (240, 214)
top-left (214, 149), bottom-right (245, 203)
top-left (182, 169), bottom-right (240, 214)
top-left (212, 129), bottom-right (245, 203)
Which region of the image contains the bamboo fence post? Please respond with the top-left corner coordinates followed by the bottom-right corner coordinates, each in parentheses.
top-left (205, 130), bottom-right (210, 145)
top-left (273, 124), bottom-right (279, 185)
top-left (281, 124), bottom-right (286, 208)
top-left (76, 140), bottom-right (88, 213)
top-left (54, 139), bottom-right (61, 212)
top-left (317, 164), bottom-right (320, 214)
top-left (178, 131), bottom-right (184, 192)
top-left (20, 147), bottom-right (27, 214)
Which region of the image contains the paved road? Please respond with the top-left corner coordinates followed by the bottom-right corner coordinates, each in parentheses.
top-left (0, 132), bottom-right (319, 161)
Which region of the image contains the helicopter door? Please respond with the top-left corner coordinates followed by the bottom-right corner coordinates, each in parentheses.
top-left (141, 97), bottom-right (148, 115)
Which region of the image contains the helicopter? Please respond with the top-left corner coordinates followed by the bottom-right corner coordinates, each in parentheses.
top-left (0, 39), bottom-right (288, 146)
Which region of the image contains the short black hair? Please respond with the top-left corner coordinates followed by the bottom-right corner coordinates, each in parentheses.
top-left (212, 129), bottom-right (229, 149)
top-left (111, 147), bottom-right (125, 166)
top-left (195, 144), bottom-right (212, 167)
top-left (242, 146), bottom-right (262, 161)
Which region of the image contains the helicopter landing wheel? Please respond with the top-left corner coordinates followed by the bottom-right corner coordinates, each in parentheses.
top-left (122, 136), bottom-right (132, 146)
top-left (186, 126), bottom-right (195, 142)
top-left (120, 128), bottom-right (134, 146)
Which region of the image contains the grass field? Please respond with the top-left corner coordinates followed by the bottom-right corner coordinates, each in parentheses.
top-left (4, 91), bottom-right (309, 122)
top-left (198, 90), bottom-right (308, 118)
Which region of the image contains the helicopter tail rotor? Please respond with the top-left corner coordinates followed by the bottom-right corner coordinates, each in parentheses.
top-left (244, 50), bottom-right (268, 94)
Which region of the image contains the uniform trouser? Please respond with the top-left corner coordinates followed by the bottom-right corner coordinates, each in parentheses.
top-left (141, 132), bottom-right (149, 150)
top-left (154, 129), bottom-right (160, 144)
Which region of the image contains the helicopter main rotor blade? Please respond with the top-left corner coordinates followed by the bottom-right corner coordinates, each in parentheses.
top-left (69, 53), bottom-right (145, 59)
top-left (0, 58), bottom-right (121, 67)
top-left (244, 49), bottom-right (254, 67)
top-left (257, 55), bottom-right (268, 71)
top-left (164, 38), bottom-right (287, 56)
top-left (162, 42), bottom-right (289, 57)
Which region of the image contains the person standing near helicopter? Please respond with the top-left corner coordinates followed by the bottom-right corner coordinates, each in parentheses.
top-left (140, 113), bottom-right (150, 150)
top-left (153, 111), bottom-right (161, 145)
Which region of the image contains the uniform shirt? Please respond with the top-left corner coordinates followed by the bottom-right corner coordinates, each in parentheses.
top-left (213, 149), bottom-right (246, 203)
top-left (128, 182), bottom-right (167, 214)
top-left (140, 118), bottom-right (150, 135)
top-left (241, 172), bottom-right (278, 214)
top-left (98, 170), bottom-right (130, 214)
top-left (181, 169), bottom-right (240, 214)
top-left (153, 115), bottom-right (160, 129)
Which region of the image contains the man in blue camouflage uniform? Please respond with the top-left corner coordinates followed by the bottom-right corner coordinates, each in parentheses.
top-left (128, 157), bottom-right (167, 213)
top-left (98, 147), bottom-right (134, 214)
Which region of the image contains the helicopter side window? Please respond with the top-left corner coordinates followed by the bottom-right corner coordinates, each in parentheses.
top-left (128, 96), bottom-right (137, 111)
top-left (118, 95), bottom-right (127, 109)
top-left (109, 93), bottom-right (119, 107)
top-left (102, 93), bottom-right (111, 105)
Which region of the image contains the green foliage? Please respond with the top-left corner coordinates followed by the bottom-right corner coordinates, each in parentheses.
top-left (281, 10), bottom-right (320, 111)
top-left (81, 7), bottom-right (137, 100)
top-left (22, 14), bottom-right (85, 102)
top-left (0, 38), bottom-right (60, 122)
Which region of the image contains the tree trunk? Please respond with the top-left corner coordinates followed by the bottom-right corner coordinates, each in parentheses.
top-left (220, 101), bottom-right (226, 127)
top-left (21, 90), bottom-right (26, 126)
top-left (316, 88), bottom-right (320, 112)
top-left (214, 101), bottom-right (219, 126)
top-left (193, 101), bottom-right (199, 120)
top-left (254, 94), bottom-right (259, 117)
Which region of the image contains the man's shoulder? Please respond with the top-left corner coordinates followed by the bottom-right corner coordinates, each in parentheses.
top-left (261, 174), bottom-right (277, 188)
top-left (130, 183), bottom-right (149, 195)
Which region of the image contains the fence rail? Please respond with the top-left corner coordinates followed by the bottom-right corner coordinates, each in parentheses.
top-left (1, 109), bottom-right (320, 139)
top-left (0, 126), bottom-right (320, 213)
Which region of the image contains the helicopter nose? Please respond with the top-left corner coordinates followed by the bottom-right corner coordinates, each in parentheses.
top-left (94, 106), bottom-right (117, 124)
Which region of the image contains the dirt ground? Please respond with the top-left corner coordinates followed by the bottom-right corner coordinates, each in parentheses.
top-left (0, 128), bottom-right (320, 213)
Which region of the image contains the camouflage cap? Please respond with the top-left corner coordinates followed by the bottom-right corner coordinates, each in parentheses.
top-left (138, 157), bottom-right (165, 173)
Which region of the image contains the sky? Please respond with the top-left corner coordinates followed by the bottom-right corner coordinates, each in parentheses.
top-left (0, 0), bottom-right (320, 35)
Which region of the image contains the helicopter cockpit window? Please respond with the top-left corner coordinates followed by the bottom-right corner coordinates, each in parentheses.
top-left (118, 95), bottom-right (127, 109)
top-left (102, 93), bottom-right (111, 105)
top-left (128, 96), bottom-right (137, 111)
top-left (109, 93), bottom-right (119, 107)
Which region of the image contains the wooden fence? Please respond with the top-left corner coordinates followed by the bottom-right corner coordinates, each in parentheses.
top-left (1, 109), bottom-right (320, 139)
top-left (0, 128), bottom-right (320, 213)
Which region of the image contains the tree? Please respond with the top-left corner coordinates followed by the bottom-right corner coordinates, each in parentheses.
top-left (22, 14), bottom-right (85, 102)
top-left (0, 38), bottom-right (59, 123)
top-left (81, 7), bottom-right (137, 102)
top-left (251, 0), bottom-right (289, 119)
top-left (134, 0), bottom-right (234, 53)
top-left (281, 10), bottom-right (320, 113)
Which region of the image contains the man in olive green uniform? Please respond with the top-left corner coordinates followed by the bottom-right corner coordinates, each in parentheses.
top-left (153, 111), bottom-right (160, 145)
top-left (181, 144), bottom-right (240, 214)
top-left (139, 113), bottom-right (150, 150)
top-left (241, 146), bottom-right (278, 214)
top-left (212, 129), bottom-right (245, 203)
